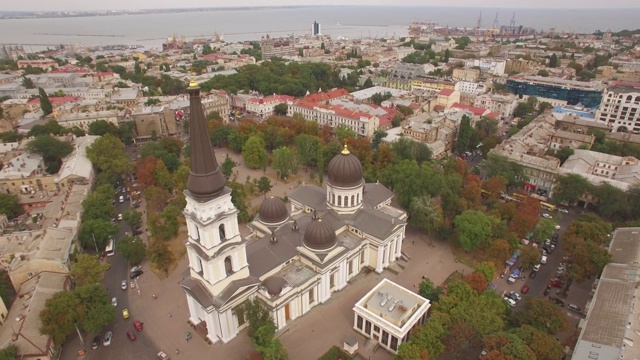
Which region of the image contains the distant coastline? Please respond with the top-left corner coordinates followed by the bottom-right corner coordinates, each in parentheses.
top-left (0, 6), bottom-right (321, 20)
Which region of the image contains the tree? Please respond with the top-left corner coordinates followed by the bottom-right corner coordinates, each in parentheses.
top-left (257, 176), bottom-right (273, 198)
top-left (475, 261), bottom-right (496, 283)
top-left (372, 130), bottom-right (388, 148)
top-left (86, 134), bottom-right (132, 175)
top-left (455, 115), bottom-right (478, 153)
top-left (512, 325), bottom-right (564, 360)
top-left (242, 298), bottom-right (275, 339)
top-left (220, 156), bottom-right (236, 178)
top-left (74, 283), bottom-right (116, 333)
top-left (88, 119), bottom-right (115, 135)
top-left (0, 194), bottom-right (21, 219)
top-left (40, 290), bottom-right (80, 345)
top-left (70, 254), bottom-right (109, 287)
top-left (409, 195), bottom-right (443, 243)
top-left (242, 135), bottom-right (268, 170)
top-left (0, 344), bottom-right (17, 360)
top-left (418, 278), bottom-right (443, 302)
top-left (548, 53), bottom-right (559, 68)
top-left (553, 146), bottom-right (574, 165)
top-left (463, 272), bottom-right (489, 293)
top-left (519, 245), bottom-right (541, 270)
top-left (533, 219), bottom-right (556, 243)
top-left (38, 87), bottom-right (52, 115)
top-left (241, 298), bottom-right (288, 359)
top-left (80, 184), bottom-right (116, 222)
top-left (334, 124), bottom-right (356, 142)
top-left (0, 270), bottom-right (15, 307)
top-left (454, 210), bottom-right (493, 251)
top-left (483, 332), bottom-right (536, 360)
top-left (273, 103), bottom-right (288, 116)
top-left (362, 77), bottom-right (373, 88)
top-left (78, 219), bottom-right (118, 250)
top-left (117, 236), bottom-right (147, 265)
top-left (147, 240), bottom-right (176, 277)
top-left (553, 173), bottom-right (590, 205)
top-left (294, 134), bottom-right (323, 167)
top-left (537, 69), bottom-right (550, 77)
top-left (488, 239), bottom-right (512, 265)
top-left (514, 297), bottom-right (569, 334)
top-left (509, 198), bottom-right (540, 239)
top-left (26, 135), bottom-right (74, 159)
top-left (22, 75), bottom-right (35, 89)
top-left (514, 102), bottom-right (534, 118)
top-left (271, 146), bottom-right (299, 179)
top-left (122, 209), bottom-right (142, 229)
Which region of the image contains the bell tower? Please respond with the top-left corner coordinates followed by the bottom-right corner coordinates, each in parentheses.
top-left (183, 75), bottom-right (249, 295)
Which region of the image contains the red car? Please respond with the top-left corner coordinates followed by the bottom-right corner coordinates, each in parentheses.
top-left (127, 330), bottom-right (137, 341)
top-left (550, 280), bottom-right (563, 288)
top-left (521, 285), bottom-right (529, 294)
top-left (133, 320), bottom-right (144, 332)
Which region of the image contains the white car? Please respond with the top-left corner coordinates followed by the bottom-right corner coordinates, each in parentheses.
top-left (533, 264), bottom-right (541, 272)
top-left (121, 280), bottom-right (127, 290)
top-left (130, 265), bottom-right (142, 273)
top-left (542, 213), bottom-right (553, 219)
top-left (559, 208), bottom-right (569, 214)
top-left (111, 297), bottom-right (117, 307)
top-left (504, 297), bottom-right (516, 307)
top-left (555, 224), bottom-right (561, 230)
top-left (117, 213), bottom-right (123, 221)
top-left (103, 331), bottom-right (112, 346)
top-left (541, 255), bottom-right (548, 264)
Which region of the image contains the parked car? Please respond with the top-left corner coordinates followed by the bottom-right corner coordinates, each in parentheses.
top-left (507, 275), bottom-right (517, 284)
top-left (541, 256), bottom-right (548, 264)
top-left (509, 291), bottom-right (522, 302)
top-left (121, 280), bottom-right (127, 290)
top-left (542, 213), bottom-right (553, 219)
top-left (533, 264), bottom-right (541, 272)
top-left (503, 297), bottom-right (516, 307)
top-left (543, 286), bottom-right (551, 296)
top-left (127, 330), bottom-right (137, 341)
top-left (549, 296), bottom-right (565, 307)
top-left (122, 309), bottom-right (129, 319)
top-left (111, 297), bottom-right (117, 307)
top-left (157, 351), bottom-right (170, 360)
top-left (559, 208), bottom-right (569, 214)
top-left (530, 271), bottom-right (537, 279)
top-left (130, 265), bottom-right (142, 273)
top-left (130, 270), bottom-right (143, 279)
top-left (521, 285), bottom-right (529, 294)
top-left (92, 335), bottom-right (101, 350)
top-left (569, 304), bottom-right (582, 313)
top-left (103, 331), bottom-right (113, 346)
top-left (134, 320), bottom-right (144, 331)
top-left (550, 279), bottom-right (563, 288)
top-left (117, 213), bottom-right (123, 221)
top-left (555, 224), bottom-right (561, 230)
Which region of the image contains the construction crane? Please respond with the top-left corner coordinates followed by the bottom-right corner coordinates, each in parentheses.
top-left (475, 11), bottom-right (482, 41)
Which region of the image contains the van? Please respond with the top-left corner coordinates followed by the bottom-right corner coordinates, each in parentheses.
top-left (119, 195), bottom-right (124, 203)
top-left (541, 256), bottom-right (548, 264)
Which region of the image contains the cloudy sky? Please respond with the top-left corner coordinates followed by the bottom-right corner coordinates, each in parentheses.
top-left (4, 0), bottom-right (639, 11)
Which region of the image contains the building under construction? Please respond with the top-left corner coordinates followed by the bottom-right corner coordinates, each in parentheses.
top-left (162, 32), bottom-right (223, 51)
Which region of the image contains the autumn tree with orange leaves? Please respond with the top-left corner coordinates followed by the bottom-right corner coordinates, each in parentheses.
top-left (509, 197), bottom-right (540, 239)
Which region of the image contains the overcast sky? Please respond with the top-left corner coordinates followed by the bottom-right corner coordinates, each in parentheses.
top-left (5, 0), bottom-right (639, 11)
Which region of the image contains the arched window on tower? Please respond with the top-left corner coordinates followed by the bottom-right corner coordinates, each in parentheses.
top-left (224, 256), bottom-right (233, 276)
top-left (351, 195), bottom-right (355, 206)
top-left (344, 195), bottom-right (349, 207)
top-left (332, 193), bottom-right (335, 205)
top-left (356, 193), bottom-right (360, 204)
top-left (338, 195), bottom-right (342, 206)
top-left (219, 224), bottom-right (226, 241)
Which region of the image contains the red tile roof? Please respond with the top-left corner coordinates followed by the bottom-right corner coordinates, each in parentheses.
top-left (487, 112), bottom-right (501, 119)
top-left (451, 103), bottom-right (489, 117)
top-left (246, 95), bottom-right (294, 104)
top-left (27, 96), bottom-right (81, 105)
top-left (303, 89), bottom-right (350, 103)
top-left (439, 88), bottom-right (455, 96)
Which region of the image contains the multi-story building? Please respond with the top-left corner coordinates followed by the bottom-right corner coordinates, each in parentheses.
top-left (596, 83), bottom-right (640, 133)
top-left (56, 110), bottom-right (118, 131)
top-left (411, 78), bottom-right (455, 92)
top-left (390, 63), bottom-right (428, 80)
top-left (560, 149), bottom-right (640, 192)
top-left (554, 113), bottom-right (610, 134)
top-left (17, 59), bottom-right (58, 70)
top-left (402, 110), bottom-right (470, 157)
top-left (435, 89), bottom-right (460, 111)
top-left (549, 130), bottom-right (595, 150)
top-left (179, 79), bottom-right (407, 345)
top-left (0, 153), bottom-right (60, 195)
top-left (454, 81), bottom-right (485, 95)
top-left (506, 76), bottom-right (604, 109)
top-left (245, 95), bottom-right (294, 118)
top-left (473, 93), bottom-right (518, 119)
top-left (260, 35), bottom-right (296, 61)
top-left (465, 58), bottom-right (506, 76)
top-left (452, 68), bottom-right (480, 82)
top-left (288, 99), bottom-right (381, 137)
top-left (505, 58), bottom-right (534, 74)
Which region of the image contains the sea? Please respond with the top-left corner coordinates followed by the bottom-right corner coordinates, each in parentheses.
top-left (1, 6), bottom-right (639, 52)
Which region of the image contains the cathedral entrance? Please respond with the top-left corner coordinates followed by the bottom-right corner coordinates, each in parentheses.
top-left (284, 303), bottom-right (291, 321)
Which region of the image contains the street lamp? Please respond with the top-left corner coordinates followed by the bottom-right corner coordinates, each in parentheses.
top-left (91, 233), bottom-right (99, 253)
top-left (75, 323), bottom-right (85, 348)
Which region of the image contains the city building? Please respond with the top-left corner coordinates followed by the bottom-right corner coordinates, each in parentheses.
top-left (454, 81), bottom-right (485, 95)
top-left (0, 153), bottom-right (57, 195)
top-left (464, 58), bottom-right (506, 76)
top-left (260, 35), bottom-right (296, 61)
top-left (353, 278), bottom-right (430, 354)
top-left (435, 89), bottom-right (460, 111)
top-left (54, 135), bottom-right (97, 187)
top-left (554, 113), bottom-right (610, 135)
top-left (552, 104), bottom-right (597, 121)
top-left (411, 78), bottom-right (455, 92)
top-left (389, 63), bottom-right (429, 80)
top-left (506, 76), bottom-right (604, 109)
top-left (559, 149), bottom-right (640, 192)
top-left (549, 130), bottom-right (595, 150)
top-left (596, 83), bottom-right (640, 133)
top-left (402, 110), bottom-right (470, 157)
top-left (452, 68), bottom-right (480, 82)
top-left (350, 86), bottom-right (408, 103)
top-left (245, 95), bottom-right (294, 118)
top-left (312, 21), bottom-right (321, 36)
top-left (179, 79), bottom-right (407, 345)
top-left (572, 227), bottom-right (640, 360)
top-left (505, 58), bottom-right (534, 74)
top-left (473, 93), bottom-right (518, 119)
top-left (17, 59), bottom-right (59, 70)
top-left (56, 110), bottom-right (118, 131)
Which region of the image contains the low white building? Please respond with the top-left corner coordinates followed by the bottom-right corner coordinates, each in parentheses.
top-left (474, 93), bottom-right (518, 119)
top-left (245, 95), bottom-right (294, 118)
top-left (56, 110), bottom-right (118, 131)
top-left (353, 278), bottom-right (430, 353)
top-left (465, 58), bottom-right (507, 76)
top-left (559, 149), bottom-right (640, 191)
top-left (454, 81), bottom-right (485, 95)
top-left (288, 99), bottom-right (381, 137)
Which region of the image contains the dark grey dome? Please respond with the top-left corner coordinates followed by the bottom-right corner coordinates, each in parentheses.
top-left (258, 197), bottom-right (288, 224)
top-left (303, 219), bottom-right (337, 251)
top-left (327, 144), bottom-right (363, 187)
top-left (262, 276), bottom-right (287, 296)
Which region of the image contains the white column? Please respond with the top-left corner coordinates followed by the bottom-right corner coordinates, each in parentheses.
top-left (319, 273), bottom-right (331, 303)
top-left (205, 311), bottom-right (220, 344)
top-left (186, 294), bottom-right (200, 324)
top-left (375, 245), bottom-right (384, 273)
top-left (219, 310), bottom-right (236, 343)
top-left (339, 260), bottom-right (347, 290)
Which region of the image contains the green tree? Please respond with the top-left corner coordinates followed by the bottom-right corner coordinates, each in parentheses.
top-left (220, 156), bottom-right (236, 178)
top-left (362, 77), bottom-right (373, 88)
top-left (28, 120), bottom-right (65, 137)
top-left (553, 173), bottom-right (590, 205)
top-left (370, 91), bottom-right (393, 105)
top-left (334, 124), bottom-right (356, 142)
top-left (534, 219), bottom-right (557, 242)
top-left (519, 245), bottom-right (541, 270)
top-left (86, 134), bottom-right (132, 175)
top-left (514, 297), bottom-right (569, 334)
top-left (75, 283), bottom-right (116, 333)
top-left (257, 176), bottom-right (273, 198)
top-left (548, 53), bottom-right (559, 68)
top-left (147, 240), bottom-right (176, 277)
top-left (70, 254), bottom-right (109, 287)
top-left (22, 76), bottom-right (35, 89)
top-left (117, 236), bottom-right (147, 265)
top-left (25, 135), bottom-right (73, 159)
top-left (0, 194), bottom-right (22, 219)
top-left (242, 135), bottom-right (268, 169)
top-left (273, 103), bottom-right (288, 116)
top-left (482, 154), bottom-right (525, 188)
top-left (474, 261), bottom-right (496, 283)
top-left (372, 130), bottom-right (388, 148)
top-left (78, 219), bottom-right (118, 250)
top-left (537, 69), bottom-right (550, 77)
top-left (39, 290), bottom-right (80, 345)
top-left (81, 184), bottom-right (116, 222)
top-left (122, 209), bottom-right (142, 229)
top-left (272, 146), bottom-right (299, 179)
top-left (552, 146), bottom-right (574, 165)
top-left (0, 270), bottom-right (15, 307)
top-left (88, 119), bottom-right (115, 135)
top-left (294, 134), bottom-right (323, 167)
top-left (409, 195), bottom-right (443, 244)
top-left (512, 325), bottom-right (564, 360)
top-left (454, 115), bottom-right (478, 153)
top-left (38, 87), bottom-right (52, 115)
top-left (0, 344), bottom-right (17, 360)
top-left (419, 278), bottom-right (443, 302)
top-left (242, 297), bottom-right (274, 338)
top-left (514, 102), bottom-right (534, 118)
top-left (454, 210), bottom-right (493, 251)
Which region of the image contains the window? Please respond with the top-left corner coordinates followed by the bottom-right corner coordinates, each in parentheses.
top-left (330, 273), bottom-right (335, 289)
top-left (390, 335), bottom-right (398, 351)
top-left (364, 320), bottom-right (371, 335)
top-left (356, 315), bottom-right (363, 330)
top-left (360, 251), bottom-right (365, 264)
top-left (381, 331), bottom-right (389, 346)
top-left (224, 256), bottom-right (233, 276)
top-left (351, 195), bottom-right (355, 206)
top-left (308, 288), bottom-right (314, 305)
top-left (234, 306), bottom-right (246, 326)
top-left (348, 260), bottom-right (353, 275)
top-left (374, 325), bottom-right (380, 334)
top-left (338, 196), bottom-right (342, 206)
top-left (219, 223), bottom-right (226, 241)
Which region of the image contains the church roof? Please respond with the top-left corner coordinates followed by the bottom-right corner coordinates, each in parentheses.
top-left (185, 80), bottom-right (227, 201)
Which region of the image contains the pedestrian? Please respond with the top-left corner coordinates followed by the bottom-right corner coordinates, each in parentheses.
top-left (412, 240), bottom-right (415, 245)
top-left (176, 349), bottom-right (179, 354)
top-left (169, 312), bottom-right (172, 317)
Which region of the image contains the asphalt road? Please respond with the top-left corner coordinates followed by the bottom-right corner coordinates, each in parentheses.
top-left (61, 148), bottom-right (159, 360)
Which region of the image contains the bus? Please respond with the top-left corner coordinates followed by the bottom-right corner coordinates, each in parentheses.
top-left (105, 237), bottom-right (115, 257)
top-left (540, 202), bottom-right (557, 212)
top-left (512, 193), bottom-right (527, 202)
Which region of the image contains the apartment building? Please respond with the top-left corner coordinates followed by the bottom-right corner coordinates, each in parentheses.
top-left (288, 99), bottom-right (380, 137)
top-left (596, 83), bottom-right (640, 133)
top-left (554, 113), bottom-right (610, 134)
top-left (473, 93), bottom-right (518, 119)
top-left (434, 89), bottom-right (460, 111)
top-left (560, 149), bottom-right (640, 192)
top-left (454, 81), bottom-right (485, 95)
top-left (464, 58), bottom-right (506, 76)
top-left (549, 130), bottom-right (595, 150)
top-left (17, 59), bottom-right (58, 70)
top-left (56, 110), bottom-right (118, 131)
top-left (506, 76), bottom-right (604, 108)
top-left (452, 68), bottom-right (480, 82)
top-left (402, 110), bottom-right (470, 157)
top-left (246, 95), bottom-right (294, 118)
top-left (260, 35), bottom-right (296, 61)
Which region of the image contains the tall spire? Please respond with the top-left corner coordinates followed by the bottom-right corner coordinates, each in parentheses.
top-left (186, 79), bottom-right (226, 200)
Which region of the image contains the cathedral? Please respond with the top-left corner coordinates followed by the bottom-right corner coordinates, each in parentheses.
top-left (179, 79), bottom-right (408, 344)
